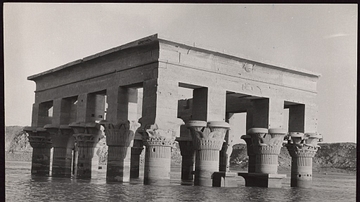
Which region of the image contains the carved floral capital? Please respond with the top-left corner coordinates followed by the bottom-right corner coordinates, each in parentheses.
top-left (100, 120), bottom-right (135, 147)
top-left (24, 127), bottom-right (52, 148)
top-left (187, 120), bottom-right (230, 151)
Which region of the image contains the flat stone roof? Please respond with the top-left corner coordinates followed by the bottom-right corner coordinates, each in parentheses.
top-left (28, 33), bottom-right (321, 80)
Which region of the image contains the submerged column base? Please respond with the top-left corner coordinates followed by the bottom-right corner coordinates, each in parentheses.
top-left (52, 147), bottom-right (73, 177)
top-left (238, 172), bottom-right (286, 188)
top-left (106, 146), bottom-right (131, 182)
top-left (212, 171), bottom-right (238, 187)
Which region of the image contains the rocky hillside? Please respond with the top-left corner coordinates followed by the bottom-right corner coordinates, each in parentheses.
top-left (5, 126), bottom-right (356, 174)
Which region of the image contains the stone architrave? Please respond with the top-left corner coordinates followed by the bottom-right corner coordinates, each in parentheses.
top-left (100, 120), bottom-right (135, 182)
top-left (137, 118), bottom-right (184, 185)
top-left (248, 128), bottom-right (286, 174)
top-left (24, 127), bottom-right (53, 176)
top-left (44, 124), bottom-right (74, 177)
top-left (69, 122), bottom-right (102, 179)
top-left (187, 120), bottom-right (230, 186)
top-left (286, 132), bottom-right (322, 188)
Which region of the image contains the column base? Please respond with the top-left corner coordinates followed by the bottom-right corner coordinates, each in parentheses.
top-left (237, 172), bottom-right (286, 188)
top-left (212, 171), bottom-right (238, 187)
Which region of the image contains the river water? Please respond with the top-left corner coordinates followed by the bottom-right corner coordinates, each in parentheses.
top-left (5, 161), bottom-right (356, 202)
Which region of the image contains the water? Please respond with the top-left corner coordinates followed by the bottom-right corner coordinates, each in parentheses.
top-left (6, 161), bottom-right (356, 202)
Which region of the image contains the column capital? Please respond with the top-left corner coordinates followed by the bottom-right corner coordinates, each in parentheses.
top-left (248, 128), bottom-right (286, 147)
top-left (247, 127), bottom-right (286, 157)
top-left (187, 120), bottom-right (230, 151)
top-left (286, 144), bottom-right (318, 158)
top-left (59, 125), bottom-right (74, 136)
top-left (69, 122), bottom-right (102, 135)
top-left (137, 117), bottom-right (184, 140)
top-left (143, 136), bottom-right (175, 147)
top-left (44, 124), bottom-right (74, 148)
top-left (286, 132), bottom-right (322, 158)
top-left (24, 127), bottom-right (52, 148)
top-left (99, 120), bottom-right (135, 147)
top-left (286, 132), bottom-right (322, 146)
top-left (69, 122), bottom-right (102, 148)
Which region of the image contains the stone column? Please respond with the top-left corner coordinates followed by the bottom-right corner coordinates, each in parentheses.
top-left (69, 122), bottom-right (102, 179)
top-left (241, 134), bottom-right (256, 173)
top-left (100, 120), bottom-right (135, 182)
top-left (248, 128), bottom-right (286, 174)
top-left (138, 123), bottom-right (182, 185)
top-left (219, 113), bottom-right (235, 172)
top-left (187, 120), bottom-right (230, 186)
top-left (178, 140), bottom-right (195, 185)
top-left (44, 125), bottom-right (74, 177)
top-left (130, 139), bottom-right (144, 179)
top-left (140, 78), bottom-right (184, 185)
top-left (24, 127), bottom-right (52, 176)
top-left (286, 132), bottom-right (322, 188)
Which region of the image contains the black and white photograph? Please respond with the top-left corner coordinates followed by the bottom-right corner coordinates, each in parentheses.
top-left (4, 3), bottom-right (357, 201)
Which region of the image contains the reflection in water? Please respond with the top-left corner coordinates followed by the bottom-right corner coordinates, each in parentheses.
top-left (6, 161), bottom-right (356, 202)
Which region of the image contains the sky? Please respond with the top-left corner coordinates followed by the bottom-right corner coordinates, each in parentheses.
top-left (4, 4), bottom-right (357, 143)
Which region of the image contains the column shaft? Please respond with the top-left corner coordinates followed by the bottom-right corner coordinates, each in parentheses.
top-left (255, 151), bottom-right (279, 174)
top-left (178, 140), bottom-right (195, 184)
top-left (291, 156), bottom-right (313, 188)
top-left (76, 146), bottom-right (96, 179)
top-left (143, 143), bottom-right (172, 185)
top-left (219, 143), bottom-right (228, 172)
top-left (248, 154), bottom-right (256, 173)
top-left (194, 149), bottom-right (219, 186)
top-left (52, 147), bottom-right (72, 177)
top-left (45, 125), bottom-right (74, 178)
top-left (130, 146), bottom-right (143, 178)
top-left (31, 147), bottom-right (51, 176)
top-left (107, 146), bottom-right (131, 182)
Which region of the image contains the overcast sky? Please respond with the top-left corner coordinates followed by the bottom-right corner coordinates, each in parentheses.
top-left (4, 4), bottom-right (357, 143)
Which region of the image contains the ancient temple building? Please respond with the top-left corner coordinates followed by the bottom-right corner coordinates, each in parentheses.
top-left (25, 34), bottom-right (322, 188)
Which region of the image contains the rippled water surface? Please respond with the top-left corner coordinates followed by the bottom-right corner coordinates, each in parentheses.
top-left (6, 161), bottom-right (356, 202)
